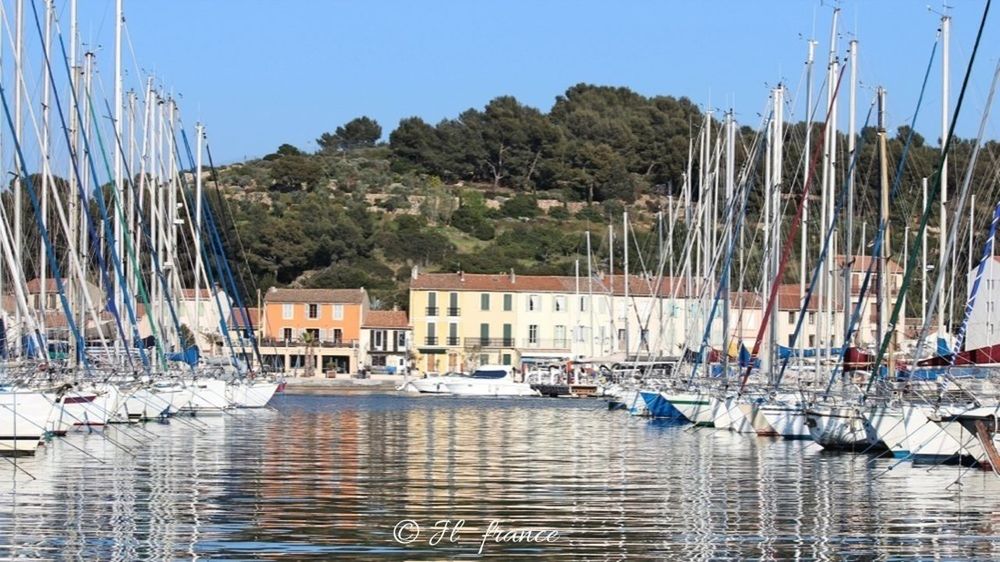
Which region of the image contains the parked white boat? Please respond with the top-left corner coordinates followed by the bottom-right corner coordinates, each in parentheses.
top-left (0, 390), bottom-right (54, 456)
top-left (226, 380), bottom-right (279, 408)
top-left (179, 379), bottom-right (230, 415)
top-left (443, 366), bottom-right (539, 397)
top-left (661, 390), bottom-right (714, 426)
top-left (400, 372), bottom-right (470, 394)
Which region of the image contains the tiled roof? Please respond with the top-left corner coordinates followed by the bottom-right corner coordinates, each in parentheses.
top-left (26, 278), bottom-right (64, 294)
top-left (411, 272), bottom-right (689, 298)
top-left (180, 288), bottom-right (215, 299)
top-left (265, 287), bottom-right (367, 304)
top-left (230, 307), bottom-right (259, 328)
top-left (363, 310), bottom-right (410, 329)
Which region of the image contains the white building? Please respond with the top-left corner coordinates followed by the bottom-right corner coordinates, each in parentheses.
top-left (966, 256), bottom-right (1000, 350)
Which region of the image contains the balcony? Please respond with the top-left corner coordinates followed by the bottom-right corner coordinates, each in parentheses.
top-left (446, 307), bottom-right (461, 317)
top-left (464, 337), bottom-right (515, 349)
top-left (520, 338), bottom-right (571, 350)
top-left (446, 336), bottom-right (461, 346)
top-left (260, 337), bottom-right (357, 348)
top-left (426, 306), bottom-right (439, 316)
top-left (424, 336), bottom-right (439, 346)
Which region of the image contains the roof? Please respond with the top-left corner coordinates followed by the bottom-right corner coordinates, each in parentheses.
top-left (179, 288), bottom-right (216, 299)
top-left (230, 307), bottom-right (260, 328)
top-left (265, 287), bottom-right (367, 305)
top-left (410, 272), bottom-right (690, 298)
top-left (834, 255), bottom-right (903, 274)
top-left (363, 310), bottom-right (410, 329)
top-left (26, 278), bottom-right (65, 294)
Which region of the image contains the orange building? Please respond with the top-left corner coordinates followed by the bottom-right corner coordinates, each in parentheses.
top-left (259, 287), bottom-right (369, 376)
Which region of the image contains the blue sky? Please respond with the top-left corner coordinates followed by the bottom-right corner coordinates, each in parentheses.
top-left (76, 1), bottom-right (1000, 163)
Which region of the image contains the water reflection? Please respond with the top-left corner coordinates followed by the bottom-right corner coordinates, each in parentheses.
top-left (1, 395), bottom-right (999, 559)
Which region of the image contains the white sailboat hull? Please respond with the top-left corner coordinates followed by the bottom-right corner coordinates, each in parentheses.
top-left (0, 391), bottom-right (53, 456)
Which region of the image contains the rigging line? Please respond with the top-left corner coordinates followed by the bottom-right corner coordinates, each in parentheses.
top-left (774, 99), bottom-right (876, 390)
top-left (97, 96), bottom-right (189, 374)
top-left (870, 0), bottom-right (993, 389)
top-left (688, 115), bottom-right (768, 386)
top-left (739, 62), bottom-right (849, 393)
top-left (175, 129), bottom-right (240, 365)
top-left (34, 0), bottom-right (149, 371)
top-left (948, 62), bottom-right (1000, 358)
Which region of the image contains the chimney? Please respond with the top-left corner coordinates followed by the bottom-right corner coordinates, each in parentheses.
top-left (411, 265), bottom-right (419, 280)
top-left (458, 270), bottom-right (465, 282)
top-left (597, 270), bottom-right (605, 281)
top-left (509, 268), bottom-right (516, 284)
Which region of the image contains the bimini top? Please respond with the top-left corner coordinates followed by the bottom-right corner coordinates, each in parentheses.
top-left (470, 365), bottom-right (513, 379)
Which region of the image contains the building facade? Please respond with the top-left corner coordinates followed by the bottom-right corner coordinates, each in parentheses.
top-left (408, 268), bottom-right (695, 374)
top-left (360, 310), bottom-right (411, 374)
top-left (966, 256), bottom-right (1000, 350)
top-left (259, 287), bottom-right (369, 376)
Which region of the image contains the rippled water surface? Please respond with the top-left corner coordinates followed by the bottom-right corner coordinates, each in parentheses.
top-left (2, 394), bottom-right (1000, 560)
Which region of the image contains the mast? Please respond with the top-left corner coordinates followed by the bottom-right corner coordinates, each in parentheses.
top-left (844, 39), bottom-right (858, 339)
top-left (114, 0), bottom-right (125, 342)
top-left (825, 8), bottom-right (839, 352)
top-left (623, 211), bottom-right (629, 359)
top-left (195, 123), bottom-right (204, 347)
top-left (13, 0), bottom-right (22, 350)
top-left (608, 223), bottom-right (614, 354)
top-left (771, 86), bottom-right (783, 382)
top-left (922, 177), bottom-right (928, 327)
top-left (762, 98), bottom-right (773, 376)
top-left (39, 0), bottom-right (53, 340)
top-left (801, 39), bottom-right (816, 303)
top-left (586, 231), bottom-right (594, 358)
top-left (723, 110), bottom-right (735, 375)
top-left (876, 87), bottom-right (890, 371)
top-left (938, 14), bottom-right (950, 340)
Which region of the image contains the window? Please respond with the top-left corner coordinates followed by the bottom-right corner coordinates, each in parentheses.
top-left (788, 311), bottom-right (795, 324)
top-left (579, 296), bottom-right (588, 312)
top-left (503, 294), bottom-right (513, 311)
top-left (372, 355), bottom-right (387, 367)
top-left (480, 323), bottom-right (490, 345)
top-left (808, 312), bottom-right (815, 325)
top-left (448, 293), bottom-right (459, 316)
top-left (479, 354), bottom-right (490, 366)
top-left (502, 324), bottom-right (513, 346)
top-left (574, 325), bottom-right (585, 343)
top-left (308, 304), bottom-right (319, 319)
top-left (305, 328), bottom-right (320, 341)
top-left (373, 329), bottom-right (384, 349)
top-left (282, 304), bottom-right (294, 319)
top-left (426, 322), bottom-right (437, 345)
top-left (481, 293), bottom-right (490, 311)
top-left (397, 331), bottom-right (407, 349)
top-left (282, 328), bottom-right (292, 341)
top-left (528, 295), bottom-right (540, 312)
top-left (502, 353), bottom-right (512, 366)
top-left (554, 325), bottom-right (567, 346)
top-left (448, 323), bottom-right (459, 346)
top-left (554, 296), bottom-right (566, 312)
top-left (332, 328), bottom-right (343, 343)
top-left (333, 304), bottom-right (344, 320)
top-left (528, 324), bottom-right (538, 344)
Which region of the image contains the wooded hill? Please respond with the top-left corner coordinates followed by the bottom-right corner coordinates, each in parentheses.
top-left (209, 83), bottom-right (998, 318)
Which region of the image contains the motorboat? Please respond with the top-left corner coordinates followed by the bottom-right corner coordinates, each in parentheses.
top-left (443, 365), bottom-right (539, 397)
top-left (399, 371), bottom-right (469, 394)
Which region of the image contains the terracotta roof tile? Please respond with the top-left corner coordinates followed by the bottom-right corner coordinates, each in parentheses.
top-left (411, 272), bottom-right (689, 298)
top-left (363, 310), bottom-right (410, 329)
top-left (265, 287), bottom-right (367, 304)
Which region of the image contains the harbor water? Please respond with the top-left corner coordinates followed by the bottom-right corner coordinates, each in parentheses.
top-left (2, 394), bottom-right (1000, 559)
